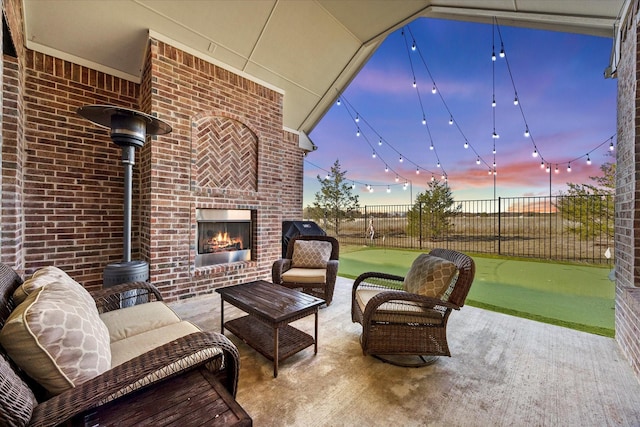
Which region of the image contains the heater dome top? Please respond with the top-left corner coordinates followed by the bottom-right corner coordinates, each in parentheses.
top-left (77, 105), bottom-right (172, 136)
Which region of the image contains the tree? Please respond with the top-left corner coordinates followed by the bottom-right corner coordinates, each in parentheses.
top-left (407, 179), bottom-right (460, 241)
top-left (309, 159), bottom-right (359, 235)
top-left (557, 162), bottom-right (615, 238)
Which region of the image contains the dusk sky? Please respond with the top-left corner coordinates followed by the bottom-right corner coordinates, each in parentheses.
top-left (304, 18), bottom-right (617, 207)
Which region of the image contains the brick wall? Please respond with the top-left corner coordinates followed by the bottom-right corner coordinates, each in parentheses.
top-left (144, 39), bottom-right (303, 300)
top-left (615, 0), bottom-right (640, 379)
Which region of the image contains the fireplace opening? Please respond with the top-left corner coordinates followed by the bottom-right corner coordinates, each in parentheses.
top-left (196, 209), bottom-right (252, 267)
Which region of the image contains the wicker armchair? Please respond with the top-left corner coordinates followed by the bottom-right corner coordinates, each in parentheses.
top-left (351, 248), bottom-right (476, 367)
top-left (0, 263), bottom-right (241, 427)
top-left (272, 235), bottom-right (339, 306)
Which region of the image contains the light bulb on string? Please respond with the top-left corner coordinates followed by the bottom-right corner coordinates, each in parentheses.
top-left (429, 143), bottom-right (434, 150)
top-left (387, 186), bottom-right (391, 193)
top-left (395, 175), bottom-right (399, 182)
top-left (524, 127), bottom-right (530, 137)
top-left (491, 51), bottom-right (496, 61)
top-left (493, 169), bottom-right (497, 176)
top-left (449, 116), bottom-right (453, 125)
top-left (403, 181), bottom-right (408, 189)
top-left (492, 132), bottom-right (499, 139)
top-left (325, 173), bottom-right (331, 180)
top-left (567, 163), bottom-right (572, 172)
top-left (378, 139), bottom-right (382, 146)
top-left (422, 116), bottom-right (427, 125)
top-left (464, 142), bottom-right (469, 149)
top-left (369, 187), bottom-right (374, 193)
top-left (492, 97), bottom-right (496, 108)
top-left (488, 169), bottom-right (492, 175)
top-left (493, 161), bottom-right (496, 168)
top-left (412, 80), bottom-right (416, 88)
top-left (355, 114), bottom-right (359, 123)
top-left (385, 164), bottom-right (389, 173)
top-left (476, 157), bottom-right (481, 165)
top-left (416, 167), bottom-right (420, 175)
top-left (442, 174), bottom-right (446, 180)
top-left (431, 174), bottom-right (435, 182)
top-left (587, 155), bottom-right (591, 165)
top-left (432, 85), bottom-right (437, 94)
top-left (532, 149), bottom-right (538, 158)
top-left (513, 96), bottom-right (519, 105)
top-left (546, 164), bottom-right (551, 173)
top-left (336, 99), bottom-right (341, 106)
top-left (372, 151), bottom-right (376, 159)
top-left (609, 142), bottom-right (615, 151)
top-left (540, 161), bottom-right (545, 169)
top-left (499, 47), bottom-right (505, 58)
top-left (356, 128), bottom-right (360, 137)
top-left (399, 156), bottom-right (403, 163)
top-left (555, 164), bottom-right (559, 174)
top-left (492, 147), bottom-right (496, 154)
top-left (351, 181), bottom-right (355, 189)
top-left (437, 161), bottom-right (441, 168)
top-left (366, 184), bottom-right (370, 190)
top-left (411, 41), bottom-right (416, 51)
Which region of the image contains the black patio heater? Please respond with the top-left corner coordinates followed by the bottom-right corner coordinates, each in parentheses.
top-left (77, 105), bottom-right (172, 295)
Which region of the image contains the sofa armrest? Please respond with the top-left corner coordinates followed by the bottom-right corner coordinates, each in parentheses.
top-left (28, 331), bottom-right (239, 427)
top-left (91, 281), bottom-right (163, 313)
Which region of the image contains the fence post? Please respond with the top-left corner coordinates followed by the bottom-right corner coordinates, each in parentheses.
top-left (419, 202), bottom-right (423, 250)
top-left (498, 197), bottom-right (502, 255)
top-left (364, 206), bottom-right (368, 246)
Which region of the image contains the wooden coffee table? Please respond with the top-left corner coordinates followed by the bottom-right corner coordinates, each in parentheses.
top-left (216, 280), bottom-right (325, 377)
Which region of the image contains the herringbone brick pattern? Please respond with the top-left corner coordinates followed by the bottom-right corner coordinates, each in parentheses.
top-left (195, 116), bottom-right (258, 191)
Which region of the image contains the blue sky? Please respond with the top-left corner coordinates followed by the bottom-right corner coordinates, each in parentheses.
top-left (304, 18), bottom-right (617, 207)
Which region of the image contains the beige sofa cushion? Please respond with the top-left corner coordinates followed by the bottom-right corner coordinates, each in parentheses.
top-left (13, 266), bottom-right (78, 306)
top-left (291, 240), bottom-right (332, 268)
top-left (403, 254), bottom-right (458, 299)
top-left (100, 301), bottom-right (183, 343)
top-left (109, 321), bottom-right (202, 367)
top-left (281, 267), bottom-right (327, 284)
top-left (0, 281), bottom-right (111, 395)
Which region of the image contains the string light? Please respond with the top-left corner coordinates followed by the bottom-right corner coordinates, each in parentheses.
top-left (385, 164), bottom-right (389, 172)
top-left (336, 98), bottom-right (341, 106)
top-left (532, 149), bottom-right (538, 158)
top-left (416, 167), bottom-right (420, 174)
top-left (464, 142), bottom-right (469, 149)
top-left (524, 127), bottom-right (530, 137)
top-left (513, 96), bottom-right (519, 105)
top-left (567, 163), bottom-right (571, 172)
top-left (546, 164), bottom-right (550, 173)
top-left (429, 143), bottom-right (434, 150)
top-left (387, 185), bottom-right (391, 193)
top-left (399, 156), bottom-right (403, 163)
top-left (432, 85), bottom-right (437, 94)
top-left (476, 157), bottom-right (481, 165)
top-left (372, 151), bottom-right (376, 158)
top-left (356, 128), bottom-right (360, 137)
top-left (586, 155), bottom-right (591, 165)
top-left (378, 139), bottom-right (382, 146)
top-left (554, 164), bottom-right (559, 174)
top-left (609, 141), bottom-right (614, 151)
top-left (355, 114), bottom-right (359, 123)
top-left (449, 116), bottom-right (453, 125)
top-left (422, 116), bottom-right (427, 125)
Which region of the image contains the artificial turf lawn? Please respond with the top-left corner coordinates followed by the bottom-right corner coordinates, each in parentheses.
top-left (338, 247), bottom-right (615, 337)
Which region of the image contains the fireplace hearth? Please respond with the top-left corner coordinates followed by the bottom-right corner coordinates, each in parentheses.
top-left (196, 209), bottom-right (252, 267)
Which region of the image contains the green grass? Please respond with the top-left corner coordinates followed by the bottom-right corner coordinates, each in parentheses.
top-left (339, 246), bottom-right (615, 337)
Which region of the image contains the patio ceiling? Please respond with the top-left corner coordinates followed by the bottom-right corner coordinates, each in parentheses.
top-left (22, 0), bottom-right (623, 148)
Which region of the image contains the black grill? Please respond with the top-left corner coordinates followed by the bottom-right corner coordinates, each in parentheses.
top-left (281, 221), bottom-right (326, 258)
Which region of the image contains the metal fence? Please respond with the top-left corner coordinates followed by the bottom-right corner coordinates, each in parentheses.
top-left (325, 195), bottom-right (614, 265)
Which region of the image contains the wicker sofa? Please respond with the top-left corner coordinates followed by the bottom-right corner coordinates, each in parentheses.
top-left (0, 263), bottom-right (241, 426)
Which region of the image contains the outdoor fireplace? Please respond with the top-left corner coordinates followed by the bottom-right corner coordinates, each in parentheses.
top-left (195, 209), bottom-right (252, 267)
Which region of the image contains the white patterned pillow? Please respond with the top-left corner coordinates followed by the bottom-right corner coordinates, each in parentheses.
top-left (403, 254), bottom-right (458, 299)
top-left (291, 240), bottom-right (332, 268)
top-left (13, 266), bottom-right (79, 306)
top-left (0, 280), bottom-right (112, 395)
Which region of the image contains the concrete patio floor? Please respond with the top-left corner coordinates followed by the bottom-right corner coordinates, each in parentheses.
top-left (171, 276), bottom-right (640, 426)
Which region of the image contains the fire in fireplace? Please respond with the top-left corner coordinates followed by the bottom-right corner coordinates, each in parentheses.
top-left (196, 209), bottom-right (252, 267)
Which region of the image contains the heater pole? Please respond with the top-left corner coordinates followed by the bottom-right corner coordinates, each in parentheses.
top-left (122, 145), bottom-right (135, 262)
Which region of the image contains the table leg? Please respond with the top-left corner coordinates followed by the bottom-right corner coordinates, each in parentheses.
top-left (273, 327), bottom-right (279, 378)
top-left (220, 298), bottom-right (225, 334)
top-left (314, 309), bottom-right (318, 354)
